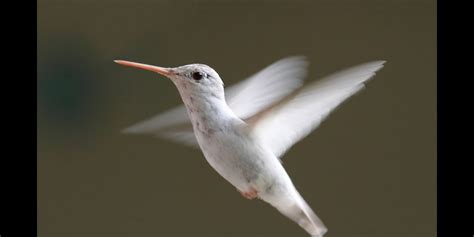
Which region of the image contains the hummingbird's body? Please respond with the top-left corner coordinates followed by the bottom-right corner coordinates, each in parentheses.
top-left (177, 74), bottom-right (269, 193)
top-left (115, 57), bottom-right (386, 237)
top-left (182, 81), bottom-right (327, 236)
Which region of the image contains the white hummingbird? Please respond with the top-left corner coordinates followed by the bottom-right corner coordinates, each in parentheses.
top-left (115, 56), bottom-right (385, 237)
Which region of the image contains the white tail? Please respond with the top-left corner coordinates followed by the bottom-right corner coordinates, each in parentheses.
top-left (263, 189), bottom-right (327, 236)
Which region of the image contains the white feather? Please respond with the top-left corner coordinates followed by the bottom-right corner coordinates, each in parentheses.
top-left (226, 56), bottom-right (307, 118)
top-left (247, 61), bottom-right (386, 158)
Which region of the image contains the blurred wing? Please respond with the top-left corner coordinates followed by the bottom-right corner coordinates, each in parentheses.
top-left (122, 56), bottom-right (308, 147)
top-left (154, 123), bottom-right (200, 148)
top-left (247, 61), bottom-right (386, 158)
top-left (226, 56), bottom-right (307, 119)
top-left (122, 102), bottom-right (199, 146)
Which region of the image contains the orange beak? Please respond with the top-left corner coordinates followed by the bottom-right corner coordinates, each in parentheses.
top-left (114, 60), bottom-right (173, 77)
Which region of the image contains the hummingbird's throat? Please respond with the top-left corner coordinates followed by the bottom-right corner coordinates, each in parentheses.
top-left (182, 93), bottom-right (236, 135)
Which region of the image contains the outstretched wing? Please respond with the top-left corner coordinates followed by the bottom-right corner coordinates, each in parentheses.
top-left (247, 61), bottom-right (386, 158)
top-left (122, 56), bottom-right (309, 147)
top-left (225, 56), bottom-right (307, 119)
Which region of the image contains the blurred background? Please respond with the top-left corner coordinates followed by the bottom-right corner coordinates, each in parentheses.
top-left (38, 0), bottom-right (436, 237)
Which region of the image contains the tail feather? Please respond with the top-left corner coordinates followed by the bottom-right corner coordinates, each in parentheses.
top-left (272, 192), bottom-right (327, 236)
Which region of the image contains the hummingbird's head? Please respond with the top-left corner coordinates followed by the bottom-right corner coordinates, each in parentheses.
top-left (114, 60), bottom-right (225, 100)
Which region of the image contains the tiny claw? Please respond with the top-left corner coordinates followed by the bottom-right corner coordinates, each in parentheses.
top-left (239, 188), bottom-right (258, 200)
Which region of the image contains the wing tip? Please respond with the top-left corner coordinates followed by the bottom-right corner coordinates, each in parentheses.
top-left (368, 60), bottom-right (387, 79)
top-left (277, 55), bottom-right (309, 66)
top-left (121, 126), bottom-right (142, 134)
top-left (353, 60), bottom-right (387, 81)
top-left (371, 60), bottom-right (387, 71)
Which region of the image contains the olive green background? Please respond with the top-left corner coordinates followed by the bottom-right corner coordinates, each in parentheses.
top-left (38, 0), bottom-right (436, 236)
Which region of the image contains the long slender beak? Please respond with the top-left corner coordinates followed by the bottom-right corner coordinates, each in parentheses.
top-left (114, 60), bottom-right (173, 77)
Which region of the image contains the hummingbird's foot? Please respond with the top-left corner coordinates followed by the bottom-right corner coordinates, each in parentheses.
top-left (239, 188), bottom-right (258, 200)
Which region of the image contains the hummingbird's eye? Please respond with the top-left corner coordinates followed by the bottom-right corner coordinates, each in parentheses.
top-left (191, 72), bottom-right (204, 80)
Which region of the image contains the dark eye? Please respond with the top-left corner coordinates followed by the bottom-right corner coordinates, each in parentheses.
top-left (192, 72), bottom-right (204, 80)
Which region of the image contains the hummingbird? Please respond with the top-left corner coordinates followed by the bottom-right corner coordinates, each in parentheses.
top-left (115, 56), bottom-right (385, 237)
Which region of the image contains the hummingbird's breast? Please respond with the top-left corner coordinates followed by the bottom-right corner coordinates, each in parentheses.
top-left (196, 125), bottom-right (269, 191)
top-left (195, 119), bottom-right (281, 193)
top-left (182, 91), bottom-right (285, 193)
